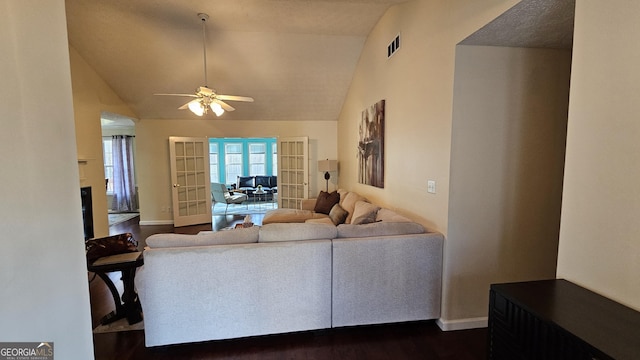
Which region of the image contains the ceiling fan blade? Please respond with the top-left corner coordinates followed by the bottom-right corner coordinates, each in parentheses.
top-left (155, 93), bottom-right (198, 97)
top-left (214, 99), bottom-right (235, 112)
top-left (216, 94), bottom-right (254, 102)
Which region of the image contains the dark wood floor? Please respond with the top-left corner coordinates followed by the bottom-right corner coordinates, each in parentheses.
top-left (90, 215), bottom-right (488, 360)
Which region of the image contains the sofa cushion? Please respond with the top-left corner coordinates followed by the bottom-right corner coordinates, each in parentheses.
top-left (237, 176), bottom-right (255, 188)
top-left (259, 223), bottom-right (338, 242)
top-left (314, 191), bottom-right (340, 215)
top-left (351, 201), bottom-right (380, 225)
top-left (336, 222), bottom-right (425, 238)
top-left (337, 188), bottom-right (349, 203)
top-left (376, 208), bottom-right (412, 222)
top-left (146, 227), bottom-right (259, 248)
top-left (341, 191), bottom-right (368, 224)
top-left (305, 217), bottom-right (335, 225)
top-left (300, 198), bottom-right (317, 211)
top-left (255, 176), bottom-right (271, 187)
top-left (328, 203), bottom-right (349, 225)
top-left (262, 208), bottom-right (328, 224)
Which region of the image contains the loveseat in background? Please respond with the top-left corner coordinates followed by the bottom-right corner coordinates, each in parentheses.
top-left (233, 175), bottom-right (277, 200)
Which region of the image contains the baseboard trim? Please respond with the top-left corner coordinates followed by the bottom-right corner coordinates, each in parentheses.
top-left (436, 317), bottom-right (488, 331)
top-left (139, 220), bottom-right (174, 226)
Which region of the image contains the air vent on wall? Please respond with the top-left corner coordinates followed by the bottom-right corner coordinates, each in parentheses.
top-left (387, 33), bottom-right (400, 58)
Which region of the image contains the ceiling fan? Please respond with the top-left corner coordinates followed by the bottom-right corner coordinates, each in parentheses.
top-left (155, 13), bottom-right (253, 117)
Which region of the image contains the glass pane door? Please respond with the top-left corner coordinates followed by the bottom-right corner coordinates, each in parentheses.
top-left (169, 137), bottom-right (212, 227)
top-left (277, 137), bottom-right (308, 209)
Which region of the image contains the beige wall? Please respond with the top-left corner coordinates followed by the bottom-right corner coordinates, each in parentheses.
top-left (0, 1), bottom-right (94, 358)
top-left (557, 0), bottom-right (640, 311)
top-left (338, 0), bottom-right (570, 329)
top-left (338, 0), bottom-right (519, 230)
top-left (447, 45), bottom-right (571, 324)
top-left (136, 119), bottom-right (337, 224)
top-left (69, 46), bottom-right (137, 237)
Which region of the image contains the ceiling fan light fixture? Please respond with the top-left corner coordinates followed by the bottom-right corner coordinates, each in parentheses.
top-left (210, 102), bottom-right (224, 116)
top-left (154, 12), bottom-right (253, 117)
top-left (188, 100), bottom-right (205, 116)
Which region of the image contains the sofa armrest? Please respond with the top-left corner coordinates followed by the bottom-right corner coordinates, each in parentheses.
top-left (301, 198), bottom-right (317, 211)
top-left (331, 233), bottom-right (444, 327)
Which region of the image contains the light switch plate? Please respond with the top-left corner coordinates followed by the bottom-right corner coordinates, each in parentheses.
top-left (427, 180), bottom-right (436, 194)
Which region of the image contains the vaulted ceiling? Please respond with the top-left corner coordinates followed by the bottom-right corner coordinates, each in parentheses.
top-left (65, 0), bottom-right (409, 121)
top-left (65, 0), bottom-right (574, 123)
top-left (460, 0), bottom-right (574, 49)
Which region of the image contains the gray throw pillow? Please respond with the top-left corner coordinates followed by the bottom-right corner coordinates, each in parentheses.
top-left (351, 211), bottom-right (378, 225)
top-left (351, 201), bottom-right (381, 225)
top-left (329, 203), bottom-right (349, 225)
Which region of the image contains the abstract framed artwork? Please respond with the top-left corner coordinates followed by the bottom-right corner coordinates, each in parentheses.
top-left (358, 99), bottom-right (385, 188)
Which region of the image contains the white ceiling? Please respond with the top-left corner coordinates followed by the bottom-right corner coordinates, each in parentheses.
top-left (65, 0), bottom-right (409, 121)
top-left (66, 0), bottom-right (575, 122)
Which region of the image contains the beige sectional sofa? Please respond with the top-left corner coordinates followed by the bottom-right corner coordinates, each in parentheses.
top-left (135, 190), bottom-right (444, 347)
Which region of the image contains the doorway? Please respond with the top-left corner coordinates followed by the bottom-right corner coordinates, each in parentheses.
top-left (101, 112), bottom-right (139, 225)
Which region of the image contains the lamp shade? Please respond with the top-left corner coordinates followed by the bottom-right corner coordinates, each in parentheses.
top-left (318, 159), bottom-right (338, 172)
top-left (188, 100), bottom-right (205, 116)
top-left (210, 102), bottom-right (224, 116)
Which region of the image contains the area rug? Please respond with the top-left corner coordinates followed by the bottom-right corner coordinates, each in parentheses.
top-left (93, 317), bottom-right (144, 333)
top-left (108, 212), bottom-right (139, 226)
top-left (213, 201), bottom-right (277, 216)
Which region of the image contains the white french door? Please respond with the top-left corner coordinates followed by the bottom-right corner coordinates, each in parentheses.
top-left (277, 137), bottom-right (308, 209)
top-left (169, 137), bottom-right (212, 227)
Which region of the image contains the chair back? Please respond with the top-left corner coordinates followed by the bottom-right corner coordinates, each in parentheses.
top-left (210, 183), bottom-right (231, 203)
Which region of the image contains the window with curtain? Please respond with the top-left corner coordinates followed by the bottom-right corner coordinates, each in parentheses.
top-left (110, 135), bottom-right (137, 212)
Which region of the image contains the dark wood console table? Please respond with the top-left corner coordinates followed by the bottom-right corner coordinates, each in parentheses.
top-left (489, 279), bottom-right (640, 360)
top-left (88, 251), bottom-right (144, 325)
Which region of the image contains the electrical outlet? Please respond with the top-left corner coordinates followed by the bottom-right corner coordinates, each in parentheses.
top-left (427, 180), bottom-right (436, 194)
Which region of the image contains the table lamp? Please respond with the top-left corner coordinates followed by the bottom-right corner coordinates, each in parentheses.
top-left (318, 159), bottom-right (338, 192)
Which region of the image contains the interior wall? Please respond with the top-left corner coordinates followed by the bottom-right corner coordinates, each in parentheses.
top-left (0, 1), bottom-right (94, 358)
top-left (337, 0), bottom-right (520, 326)
top-left (337, 0), bottom-right (519, 231)
top-left (557, 0), bottom-right (640, 311)
top-left (446, 45), bottom-right (571, 325)
top-left (69, 46), bottom-right (138, 237)
top-left (136, 119), bottom-right (337, 224)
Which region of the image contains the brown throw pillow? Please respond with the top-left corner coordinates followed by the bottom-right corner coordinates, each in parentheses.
top-left (314, 191), bottom-right (340, 215)
top-left (329, 203), bottom-right (349, 225)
